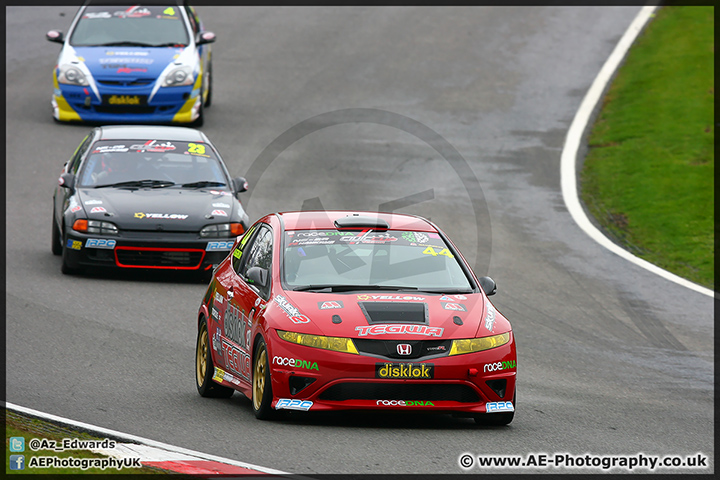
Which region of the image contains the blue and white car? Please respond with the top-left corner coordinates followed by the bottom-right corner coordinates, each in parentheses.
top-left (46, 1), bottom-right (216, 126)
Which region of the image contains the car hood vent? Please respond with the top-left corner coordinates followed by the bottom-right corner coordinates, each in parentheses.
top-left (358, 302), bottom-right (428, 325)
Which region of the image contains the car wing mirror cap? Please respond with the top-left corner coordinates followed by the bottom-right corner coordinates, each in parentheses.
top-left (197, 31), bottom-right (216, 45)
top-left (246, 266), bottom-right (269, 288)
top-left (479, 276), bottom-right (497, 296)
top-left (233, 176), bottom-right (248, 194)
top-left (47, 30), bottom-right (64, 43)
top-left (59, 173), bottom-right (76, 192)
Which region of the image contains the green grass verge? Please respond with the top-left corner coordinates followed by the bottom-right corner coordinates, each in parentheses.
top-left (5, 410), bottom-right (167, 474)
top-left (580, 5), bottom-right (714, 289)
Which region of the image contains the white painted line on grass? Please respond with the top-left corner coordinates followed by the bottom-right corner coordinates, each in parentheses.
top-left (560, 5), bottom-right (714, 299)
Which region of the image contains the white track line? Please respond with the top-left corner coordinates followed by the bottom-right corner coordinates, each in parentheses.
top-left (4, 401), bottom-right (290, 475)
top-left (560, 5), bottom-right (714, 299)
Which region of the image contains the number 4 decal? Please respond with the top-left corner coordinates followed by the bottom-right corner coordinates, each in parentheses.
top-left (423, 246), bottom-right (454, 258)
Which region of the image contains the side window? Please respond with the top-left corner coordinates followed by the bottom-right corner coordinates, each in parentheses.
top-left (68, 133), bottom-right (93, 175)
top-left (239, 226), bottom-right (273, 298)
top-left (185, 5), bottom-right (200, 34)
top-left (231, 224), bottom-right (258, 273)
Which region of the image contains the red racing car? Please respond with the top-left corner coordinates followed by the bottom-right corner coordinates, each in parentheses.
top-left (195, 211), bottom-right (517, 425)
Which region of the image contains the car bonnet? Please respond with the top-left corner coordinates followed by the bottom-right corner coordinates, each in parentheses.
top-left (77, 188), bottom-right (234, 232)
top-left (270, 291), bottom-right (508, 340)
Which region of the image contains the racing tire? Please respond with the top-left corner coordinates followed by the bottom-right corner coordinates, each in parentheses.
top-left (474, 392), bottom-right (515, 426)
top-left (196, 318), bottom-right (234, 398)
top-left (204, 62), bottom-right (213, 108)
top-left (51, 213), bottom-right (62, 256)
top-left (252, 337), bottom-right (276, 420)
top-left (61, 231), bottom-right (80, 275)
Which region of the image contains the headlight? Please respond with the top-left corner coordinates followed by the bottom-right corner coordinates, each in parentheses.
top-left (200, 223), bottom-right (244, 238)
top-left (58, 64), bottom-right (89, 86)
top-left (448, 332), bottom-right (510, 356)
top-left (72, 219), bottom-right (118, 235)
top-left (277, 330), bottom-right (359, 355)
top-left (162, 65), bottom-right (194, 87)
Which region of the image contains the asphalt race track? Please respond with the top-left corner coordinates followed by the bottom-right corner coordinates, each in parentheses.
top-left (5, 6), bottom-right (714, 475)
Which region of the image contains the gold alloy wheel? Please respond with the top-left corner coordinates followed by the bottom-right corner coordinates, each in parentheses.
top-left (196, 327), bottom-right (209, 388)
top-left (253, 343), bottom-right (267, 410)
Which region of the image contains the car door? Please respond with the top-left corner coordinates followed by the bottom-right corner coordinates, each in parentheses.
top-left (215, 223), bottom-right (273, 388)
top-left (54, 131), bottom-right (93, 227)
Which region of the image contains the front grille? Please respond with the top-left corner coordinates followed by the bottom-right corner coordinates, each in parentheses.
top-left (94, 105), bottom-right (156, 114)
top-left (353, 338), bottom-right (452, 359)
top-left (115, 247), bottom-right (205, 269)
top-left (97, 80), bottom-right (154, 86)
top-left (319, 383), bottom-right (480, 403)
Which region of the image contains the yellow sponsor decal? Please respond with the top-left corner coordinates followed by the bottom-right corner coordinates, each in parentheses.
top-left (108, 95), bottom-right (140, 105)
top-left (376, 363), bottom-right (434, 379)
top-left (212, 367), bottom-right (225, 383)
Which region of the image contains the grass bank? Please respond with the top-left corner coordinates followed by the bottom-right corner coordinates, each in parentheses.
top-left (580, 5), bottom-right (714, 289)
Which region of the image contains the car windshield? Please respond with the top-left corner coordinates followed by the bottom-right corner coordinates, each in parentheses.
top-left (78, 139), bottom-right (228, 188)
top-left (283, 230), bottom-right (474, 291)
top-left (70, 5), bottom-right (189, 47)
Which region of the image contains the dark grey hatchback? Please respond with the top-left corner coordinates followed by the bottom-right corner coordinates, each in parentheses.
top-left (52, 125), bottom-right (249, 275)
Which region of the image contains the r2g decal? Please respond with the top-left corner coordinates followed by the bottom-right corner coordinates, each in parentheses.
top-left (85, 238), bottom-right (117, 249)
top-left (206, 241), bottom-right (234, 251)
top-left (275, 399), bottom-right (313, 411)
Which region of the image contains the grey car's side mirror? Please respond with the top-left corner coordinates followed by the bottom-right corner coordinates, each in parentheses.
top-left (59, 173), bottom-right (76, 193)
top-left (233, 176), bottom-right (248, 194)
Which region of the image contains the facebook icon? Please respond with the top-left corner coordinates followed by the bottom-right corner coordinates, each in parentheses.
top-left (10, 455), bottom-right (25, 470)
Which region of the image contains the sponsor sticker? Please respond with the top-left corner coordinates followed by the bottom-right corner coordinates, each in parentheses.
top-left (84, 200), bottom-right (103, 205)
top-left (206, 241), bottom-right (234, 251)
top-left (483, 360), bottom-right (516, 372)
top-left (376, 362), bottom-right (434, 379)
top-left (441, 302), bottom-right (466, 312)
top-left (275, 295), bottom-right (310, 324)
top-left (90, 206), bottom-right (106, 213)
top-left (85, 238), bottom-right (116, 249)
top-left (212, 367), bottom-right (225, 383)
top-left (275, 398), bottom-right (313, 411)
top-left (376, 400), bottom-right (435, 407)
top-left (134, 212), bottom-right (188, 220)
top-left (318, 301), bottom-right (343, 310)
top-left (272, 356), bottom-right (319, 371)
top-left (212, 203), bottom-right (230, 208)
top-left (66, 239), bottom-right (82, 250)
top-left (357, 294), bottom-right (425, 301)
top-left (484, 304), bottom-right (496, 331)
top-left (70, 205), bottom-right (82, 213)
top-left (211, 210), bottom-right (228, 217)
top-left (486, 401), bottom-right (514, 413)
top-left (356, 324), bottom-right (443, 337)
top-left (221, 340), bottom-right (251, 380)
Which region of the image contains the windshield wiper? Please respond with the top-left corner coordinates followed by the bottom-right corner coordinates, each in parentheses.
top-left (94, 179), bottom-right (175, 189)
top-left (96, 41), bottom-right (154, 47)
top-left (413, 288), bottom-right (475, 294)
top-left (152, 42), bottom-right (187, 47)
top-left (181, 181), bottom-right (227, 188)
top-left (292, 284), bottom-right (419, 293)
